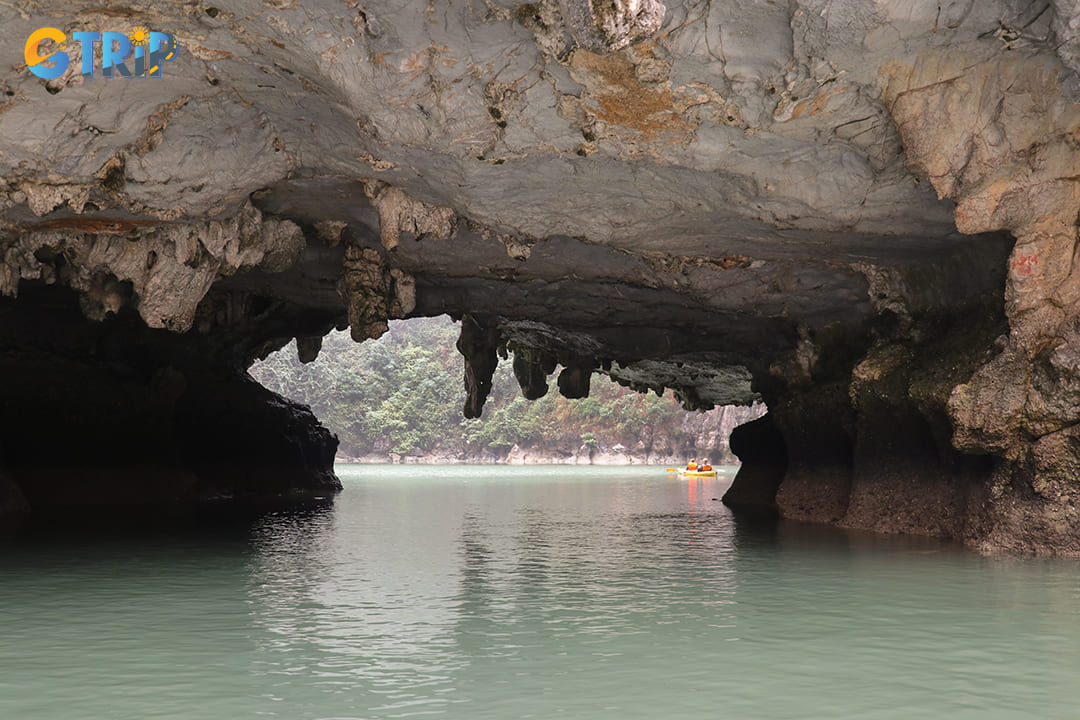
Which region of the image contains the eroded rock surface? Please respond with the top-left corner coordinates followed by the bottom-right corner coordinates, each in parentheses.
top-left (0, 283), bottom-right (340, 520)
top-left (0, 1), bottom-right (1079, 552)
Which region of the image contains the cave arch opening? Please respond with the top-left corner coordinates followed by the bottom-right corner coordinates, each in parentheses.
top-left (249, 314), bottom-right (766, 466)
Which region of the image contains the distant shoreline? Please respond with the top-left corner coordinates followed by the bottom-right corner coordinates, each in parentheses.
top-left (335, 451), bottom-right (736, 466)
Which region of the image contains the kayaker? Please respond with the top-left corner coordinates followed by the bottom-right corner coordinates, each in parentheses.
top-left (701, 459), bottom-right (712, 471)
top-left (686, 459), bottom-right (698, 471)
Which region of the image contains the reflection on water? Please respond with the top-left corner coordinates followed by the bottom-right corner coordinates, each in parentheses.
top-left (2, 465), bottom-right (1079, 719)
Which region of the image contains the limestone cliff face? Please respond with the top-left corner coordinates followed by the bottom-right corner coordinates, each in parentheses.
top-left (0, 1), bottom-right (1078, 552)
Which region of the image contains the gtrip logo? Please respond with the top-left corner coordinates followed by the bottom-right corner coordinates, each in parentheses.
top-left (25, 26), bottom-right (178, 80)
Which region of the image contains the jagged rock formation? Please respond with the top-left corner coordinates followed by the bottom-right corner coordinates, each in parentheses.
top-left (0, 283), bottom-right (340, 521)
top-left (1, 1), bottom-right (1079, 552)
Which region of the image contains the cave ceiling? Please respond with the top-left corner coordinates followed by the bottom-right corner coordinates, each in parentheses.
top-left (0, 0), bottom-right (1074, 410)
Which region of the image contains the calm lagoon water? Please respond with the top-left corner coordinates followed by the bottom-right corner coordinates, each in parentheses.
top-left (2, 464), bottom-right (1079, 719)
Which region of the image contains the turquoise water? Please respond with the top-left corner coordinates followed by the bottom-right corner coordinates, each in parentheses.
top-left (2, 464), bottom-right (1079, 719)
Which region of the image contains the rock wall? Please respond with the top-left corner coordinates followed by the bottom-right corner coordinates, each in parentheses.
top-left (0, 283), bottom-right (340, 523)
top-left (0, 1), bottom-right (1078, 551)
top-left (676, 403), bottom-right (768, 464)
top-left (725, 24), bottom-right (1080, 554)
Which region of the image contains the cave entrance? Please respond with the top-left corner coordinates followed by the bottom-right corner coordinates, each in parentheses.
top-left (249, 315), bottom-right (765, 466)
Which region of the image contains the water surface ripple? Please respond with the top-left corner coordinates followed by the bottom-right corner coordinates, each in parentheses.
top-left (2, 465), bottom-right (1078, 719)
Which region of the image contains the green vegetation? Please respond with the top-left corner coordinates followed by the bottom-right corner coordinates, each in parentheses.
top-left (250, 316), bottom-right (748, 461)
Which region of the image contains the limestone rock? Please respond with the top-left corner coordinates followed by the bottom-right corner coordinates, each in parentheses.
top-left (2, 0), bottom-right (1080, 552)
top-left (557, 0), bottom-right (665, 52)
top-left (723, 413), bottom-right (787, 516)
top-left (456, 315), bottom-right (502, 419)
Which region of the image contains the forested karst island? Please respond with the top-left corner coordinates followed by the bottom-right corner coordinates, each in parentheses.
top-left (251, 316), bottom-right (764, 464)
top-left (1, 1), bottom-right (1080, 553)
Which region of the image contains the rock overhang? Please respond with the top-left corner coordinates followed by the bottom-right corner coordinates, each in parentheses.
top-left (0, 0), bottom-right (1032, 410)
top-left (1, 0), bottom-right (1079, 551)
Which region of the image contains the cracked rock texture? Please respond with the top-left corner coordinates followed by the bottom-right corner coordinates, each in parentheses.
top-left (1, 0), bottom-right (1079, 552)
